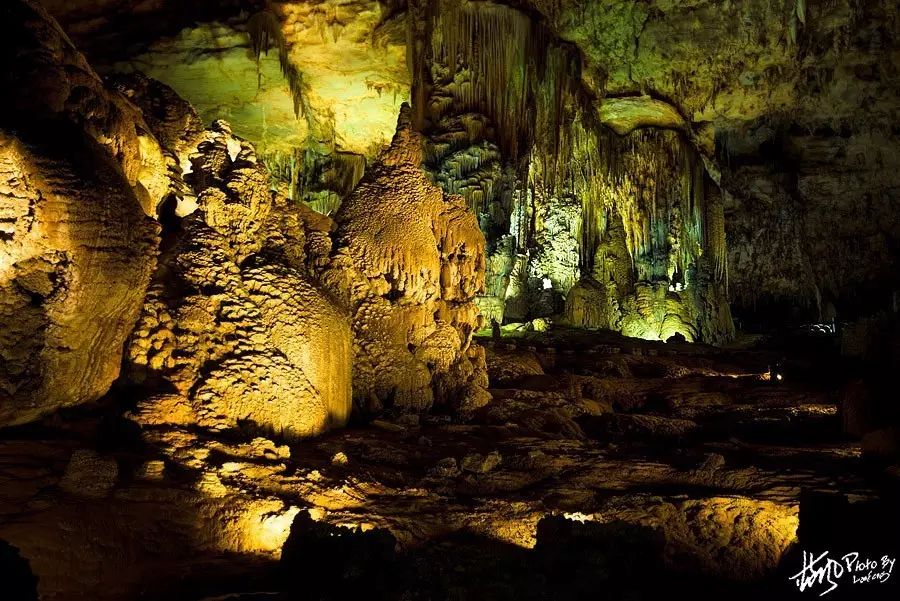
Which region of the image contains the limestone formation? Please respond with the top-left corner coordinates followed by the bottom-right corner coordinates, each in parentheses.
top-left (0, 122), bottom-right (158, 428)
top-left (0, 0), bottom-right (177, 427)
top-left (59, 450), bottom-right (118, 499)
top-left (598, 95), bottom-right (687, 136)
top-left (127, 122), bottom-right (352, 441)
top-left (396, 2), bottom-right (736, 343)
top-left (1, 0), bottom-right (171, 215)
top-left (325, 105), bottom-right (489, 414)
top-left (564, 279), bottom-right (618, 331)
top-left (97, 0), bottom-right (410, 209)
top-left (29, 0), bottom-right (900, 327)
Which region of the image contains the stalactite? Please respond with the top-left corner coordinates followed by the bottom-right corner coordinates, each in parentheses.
top-left (408, 0), bottom-right (732, 341)
top-left (706, 191), bottom-right (727, 285)
top-left (422, 1), bottom-right (587, 172)
top-left (247, 10), bottom-right (311, 122)
top-left (407, 0), bottom-right (437, 130)
top-left (260, 147), bottom-right (365, 215)
top-left (796, 0), bottom-right (807, 26)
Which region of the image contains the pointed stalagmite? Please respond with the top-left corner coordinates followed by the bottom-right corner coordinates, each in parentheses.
top-left (326, 104), bottom-right (489, 414)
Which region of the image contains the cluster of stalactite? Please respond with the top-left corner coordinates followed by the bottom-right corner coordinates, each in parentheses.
top-left (248, 9), bottom-right (311, 121)
top-left (570, 129), bottom-right (728, 290)
top-left (558, 128), bottom-right (732, 342)
top-left (260, 148), bottom-right (366, 215)
top-left (415, 1), bottom-right (589, 206)
top-left (407, 0), bottom-right (733, 342)
top-left (247, 8), bottom-right (364, 216)
top-left (410, 0), bottom-right (591, 322)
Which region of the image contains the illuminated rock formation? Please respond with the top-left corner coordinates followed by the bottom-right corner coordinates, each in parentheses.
top-left (94, 0), bottom-right (410, 212)
top-left (1, 0), bottom-right (171, 215)
top-left (0, 2), bottom-right (897, 600)
top-left (0, 129), bottom-right (158, 428)
top-left (408, 1), bottom-right (733, 342)
top-left (548, 0), bottom-right (900, 322)
top-left (127, 120), bottom-right (352, 440)
top-left (570, 129), bottom-right (732, 343)
top-left (35, 0), bottom-right (900, 328)
top-left (0, 0), bottom-right (162, 427)
top-left (325, 105), bottom-right (489, 413)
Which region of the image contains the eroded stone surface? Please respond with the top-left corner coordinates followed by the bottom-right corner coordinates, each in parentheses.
top-left (325, 105), bottom-right (489, 413)
top-left (127, 121), bottom-right (352, 441)
top-left (0, 128), bottom-right (158, 428)
top-left (1, 0), bottom-right (172, 215)
top-left (1, 331), bottom-right (887, 600)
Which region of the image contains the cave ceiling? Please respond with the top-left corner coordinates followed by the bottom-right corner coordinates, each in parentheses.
top-left (44, 1), bottom-right (898, 157)
top-left (40, 0), bottom-right (900, 314)
top-left (47, 0), bottom-right (410, 160)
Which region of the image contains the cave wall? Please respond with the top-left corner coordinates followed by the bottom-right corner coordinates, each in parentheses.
top-left (721, 119), bottom-right (900, 324)
top-left (541, 0), bottom-right (900, 322)
top-left (0, 0), bottom-right (166, 427)
top-left (39, 0), bottom-right (900, 330)
top-left (58, 0), bottom-right (411, 213)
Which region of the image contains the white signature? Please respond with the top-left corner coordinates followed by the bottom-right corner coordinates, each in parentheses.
top-left (789, 550), bottom-right (896, 596)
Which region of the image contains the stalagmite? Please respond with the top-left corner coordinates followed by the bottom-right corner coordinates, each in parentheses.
top-left (565, 129), bottom-right (733, 343)
top-left (325, 104), bottom-right (489, 414)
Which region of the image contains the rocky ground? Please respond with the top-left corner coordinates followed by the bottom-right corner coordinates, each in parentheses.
top-left (2, 327), bottom-right (899, 600)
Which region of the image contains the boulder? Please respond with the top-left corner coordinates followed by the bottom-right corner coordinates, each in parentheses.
top-left (0, 0), bottom-right (165, 427)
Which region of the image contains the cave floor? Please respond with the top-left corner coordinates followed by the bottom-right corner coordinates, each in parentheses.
top-left (2, 330), bottom-right (898, 600)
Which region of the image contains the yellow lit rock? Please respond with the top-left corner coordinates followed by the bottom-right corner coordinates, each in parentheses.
top-left (607, 496), bottom-right (799, 579)
top-left (324, 106), bottom-right (489, 413)
top-left (0, 131), bottom-right (158, 428)
top-left (127, 122), bottom-right (352, 441)
top-left (599, 95), bottom-right (687, 136)
top-left (249, 504), bottom-right (301, 555)
top-left (115, 0), bottom-right (409, 160)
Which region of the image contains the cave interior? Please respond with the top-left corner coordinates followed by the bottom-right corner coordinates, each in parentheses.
top-left (1, 0), bottom-right (900, 599)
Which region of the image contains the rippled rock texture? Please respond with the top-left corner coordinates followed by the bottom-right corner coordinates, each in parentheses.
top-left (0, 0), bottom-right (164, 427)
top-left (126, 118), bottom-right (353, 440)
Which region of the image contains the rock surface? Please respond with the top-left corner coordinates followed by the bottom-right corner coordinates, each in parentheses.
top-left (0, 130), bottom-right (159, 428)
top-left (325, 105), bottom-right (489, 413)
top-left (127, 120), bottom-right (353, 441)
top-left (544, 0), bottom-right (900, 319)
top-left (2, 328), bottom-right (891, 600)
top-left (1, 0), bottom-right (172, 214)
top-left (38, 0), bottom-right (900, 324)
top-left (0, 1), bottom-right (165, 427)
